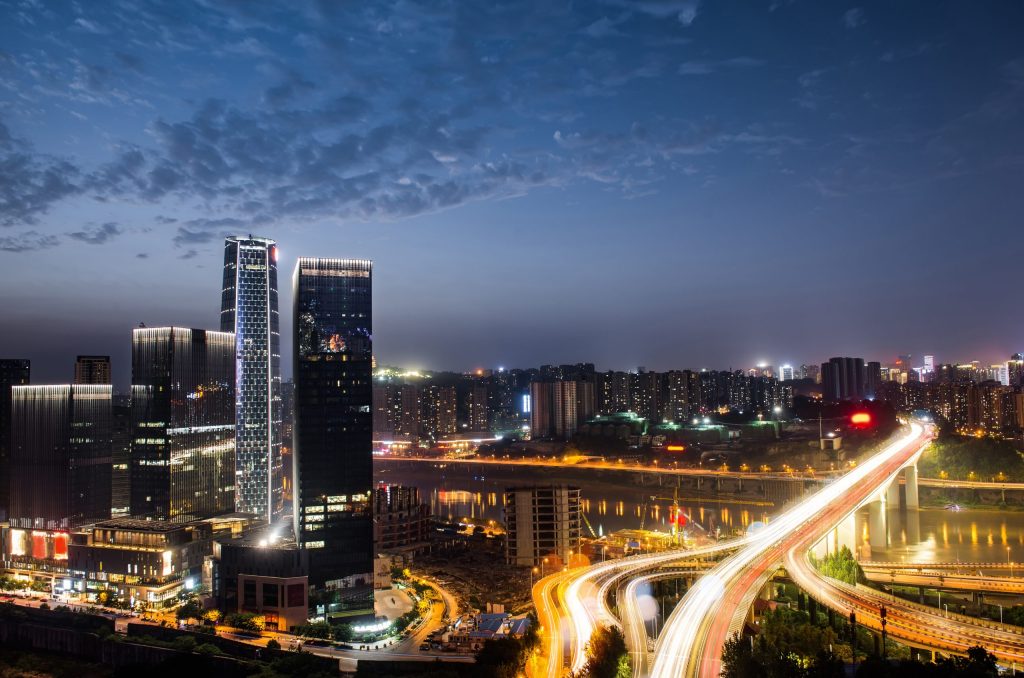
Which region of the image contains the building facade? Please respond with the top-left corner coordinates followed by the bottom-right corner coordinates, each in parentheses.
top-left (293, 258), bottom-right (373, 610)
top-left (374, 485), bottom-right (431, 552)
top-left (0, 359), bottom-right (30, 521)
top-left (74, 356), bottom-right (111, 385)
top-left (9, 384), bottom-right (112, 530)
top-left (504, 485), bottom-right (581, 567)
top-left (220, 236), bottom-right (283, 522)
top-left (130, 327), bottom-right (236, 521)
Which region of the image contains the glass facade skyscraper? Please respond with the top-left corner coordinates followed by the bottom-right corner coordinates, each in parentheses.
top-left (220, 236), bottom-right (282, 521)
top-left (0, 359), bottom-right (30, 521)
top-left (293, 258), bottom-right (373, 606)
top-left (9, 384), bottom-right (112, 530)
top-left (130, 327), bottom-right (236, 522)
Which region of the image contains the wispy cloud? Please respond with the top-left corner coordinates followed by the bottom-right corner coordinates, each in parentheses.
top-left (843, 8), bottom-right (865, 29)
top-left (67, 221), bottom-right (121, 245)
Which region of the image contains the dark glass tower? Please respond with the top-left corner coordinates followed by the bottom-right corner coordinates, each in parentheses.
top-left (293, 258), bottom-right (373, 609)
top-left (130, 327), bottom-right (236, 522)
top-left (0, 359), bottom-right (30, 521)
top-left (220, 236), bottom-right (282, 522)
top-left (9, 384), bottom-right (112, 529)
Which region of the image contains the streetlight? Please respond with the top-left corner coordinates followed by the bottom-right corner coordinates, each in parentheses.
top-left (531, 567), bottom-right (538, 588)
top-left (1010, 547), bottom-right (1014, 578)
top-left (1000, 604), bottom-right (1004, 626)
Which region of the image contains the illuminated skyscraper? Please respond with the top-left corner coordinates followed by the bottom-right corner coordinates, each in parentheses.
top-left (9, 384), bottom-right (112, 529)
top-left (293, 258), bottom-right (373, 606)
top-left (0, 359), bottom-right (30, 520)
top-left (74, 355), bottom-right (111, 384)
top-left (220, 236), bottom-right (282, 521)
top-left (130, 327), bottom-right (235, 521)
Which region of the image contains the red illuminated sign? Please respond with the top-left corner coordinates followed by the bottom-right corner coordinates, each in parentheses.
top-left (850, 412), bottom-right (872, 425)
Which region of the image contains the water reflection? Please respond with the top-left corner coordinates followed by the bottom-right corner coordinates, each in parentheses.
top-left (377, 463), bottom-right (772, 536)
top-left (870, 508), bottom-right (1024, 564)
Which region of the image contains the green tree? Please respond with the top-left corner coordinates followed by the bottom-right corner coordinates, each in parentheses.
top-left (580, 625), bottom-right (629, 678)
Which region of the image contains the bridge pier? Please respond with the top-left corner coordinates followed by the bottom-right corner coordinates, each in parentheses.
top-left (835, 513), bottom-right (857, 554)
top-left (886, 478), bottom-right (900, 508)
top-left (904, 464), bottom-right (919, 508)
top-left (869, 499), bottom-right (887, 552)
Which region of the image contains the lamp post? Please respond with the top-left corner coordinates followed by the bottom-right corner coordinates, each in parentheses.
top-left (1009, 547), bottom-right (1014, 578)
top-left (531, 567), bottom-right (538, 588)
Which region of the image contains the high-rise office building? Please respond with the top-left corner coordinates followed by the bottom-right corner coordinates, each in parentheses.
top-left (865, 361), bottom-right (882, 399)
top-left (1009, 354), bottom-right (1024, 388)
top-left (74, 356), bottom-right (111, 385)
top-left (130, 327), bottom-right (236, 522)
top-left (820, 357), bottom-right (866, 402)
top-left (110, 394), bottom-right (132, 516)
top-left (220, 236), bottom-right (282, 522)
top-left (923, 355), bottom-right (935, 374)
top-left (9, 384), bottom-right (112, 530)
top-left (293, 258), bottom-right (373, 605)
top-left (779, 364), bottom-right (795, 382)
top-left (0, 359), bottom-right (30, 520)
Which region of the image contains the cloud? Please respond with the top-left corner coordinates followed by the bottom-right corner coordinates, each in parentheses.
top-left (0, 230), bottom-right (60, 252)
top-left (0, 120), bottom-right (82, 227)
top-left (679, 58), bottom-right (762, 75)
top-left (178, 249), bottom-right (199, 259)
top-left (602, 0), bottom-right (701, 25)
top-left (843, 8), bottom-right (865, 29)
top-left (73, 17), bottom-right (108, 34)
top-left (172, 227), bottom-right (222, 247)
top-left (136, 252), bottom-right (149, 259)
top-left (67, 221), bottom-right (122, 244)
top-left (583, 16), bottom-right (627, 38)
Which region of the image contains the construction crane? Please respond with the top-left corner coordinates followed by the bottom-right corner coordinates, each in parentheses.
top-left (646, 486), bottom-right (709, 544)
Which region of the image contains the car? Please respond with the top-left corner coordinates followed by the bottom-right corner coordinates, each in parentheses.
top-left (419, 643), bottom-right (430, 651)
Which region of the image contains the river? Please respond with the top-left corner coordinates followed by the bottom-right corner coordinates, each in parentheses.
top-left (375, 460), bottom-right (1024, 565)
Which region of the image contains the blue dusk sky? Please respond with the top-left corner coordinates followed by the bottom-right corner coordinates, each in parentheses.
top-left (1, 0), bottom-right (1023, 386)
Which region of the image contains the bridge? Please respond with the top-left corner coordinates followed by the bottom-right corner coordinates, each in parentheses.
top-left (530, 424), bottom-right (1024, 678)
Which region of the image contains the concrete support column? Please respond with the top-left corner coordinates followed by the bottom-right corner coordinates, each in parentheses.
top-left (904, 464), bottom-right (919, 508)
top-left (886, 478), bottom-right (900, 508)
top-left (836, 513), bottom-right (857, 553)
top-left (869, 499), bottom-right (887, 552)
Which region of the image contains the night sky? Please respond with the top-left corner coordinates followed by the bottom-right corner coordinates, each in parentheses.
top-left (2, 1), bottom-right (1023, 388)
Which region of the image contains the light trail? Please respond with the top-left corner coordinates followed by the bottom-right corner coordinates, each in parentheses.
top-left (649, 423), bottom-right (930, 678)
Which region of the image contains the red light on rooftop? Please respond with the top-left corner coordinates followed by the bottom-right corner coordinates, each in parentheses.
top-left (850, 412), bottom-right (872, 425)
top-left (666, 445), bottom-right (686, 452)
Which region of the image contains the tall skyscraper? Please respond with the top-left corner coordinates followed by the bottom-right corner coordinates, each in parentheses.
top-left (293, 258), bottom-right (373, 606)
top-left (110, 394), bottom-right (132, 516)
top-left (130, 327), bottom-right (236, 522)
top-left (220, 236), bottom-right (282, 521)
top-left (821, 357), bottom-right (866, 402)
top-left (779, 364), bottom-right (795, 382)
top-left (74, 355), bottom-right (111, 385)
top-left (9, 384), bottom-right (112, 530)
top-left (0, 359), bottom-right (30, 520)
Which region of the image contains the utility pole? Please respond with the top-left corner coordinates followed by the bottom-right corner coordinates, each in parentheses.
top-left (849, 611), bottom-right (857, 672)
top-left (880, 606), bottom-right (888, 658)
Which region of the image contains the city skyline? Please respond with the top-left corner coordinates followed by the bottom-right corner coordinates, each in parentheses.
top-left (3, 1), bottom-right (1024, 379)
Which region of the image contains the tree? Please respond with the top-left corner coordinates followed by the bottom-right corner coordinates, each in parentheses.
top-left (332, 622), bottom-right (353, 642)
top-left (266, 638), bottom-right (281, 651)
top-left (176, 599), bottom-right (204, 622)
top-left (580, 625), bottom-right (629, 678)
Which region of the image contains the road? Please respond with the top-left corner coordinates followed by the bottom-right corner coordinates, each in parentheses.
top-left (648, 423), bottom-right (932, 678)
top-left (381, 454), bottom-right (830, 481)
top-left (787, 545), bottom-right (1024, 665)
top-left (530, 539), bottom-right (752, 678)
top-left (860, 565), bottom-right (1024, 595)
